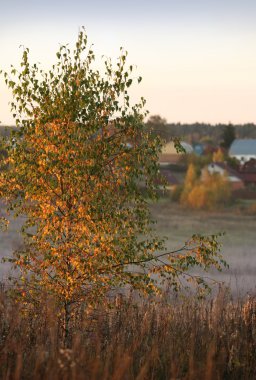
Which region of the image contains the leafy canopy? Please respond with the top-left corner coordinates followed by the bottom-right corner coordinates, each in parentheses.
top-left (0, 29), bottom-right (226, 306)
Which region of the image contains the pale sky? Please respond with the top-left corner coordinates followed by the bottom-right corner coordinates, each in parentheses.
top-left (1, 0), bottom-right (256, 125)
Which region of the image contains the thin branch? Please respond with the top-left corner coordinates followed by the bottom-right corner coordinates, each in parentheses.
top-left (97, 245), bottom-right (188, 272)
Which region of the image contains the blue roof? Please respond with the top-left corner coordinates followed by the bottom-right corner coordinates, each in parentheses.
top-left (229, 139), bottom-right (256, 155)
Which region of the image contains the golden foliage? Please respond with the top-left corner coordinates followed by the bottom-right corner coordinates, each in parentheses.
top-left (213, 148), bottom-right (225, 163)
top-left (181, 165), bottom-right (231, 210)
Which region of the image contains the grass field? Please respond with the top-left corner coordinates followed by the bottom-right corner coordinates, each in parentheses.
top-left (1, 199), bottom-right (256, 295)
top-left (0, 200), bottom-right (256, 379)
top-left (150, 199), bottom-right (256, 296)
top-left (1, 286), bottom-right (256, 380)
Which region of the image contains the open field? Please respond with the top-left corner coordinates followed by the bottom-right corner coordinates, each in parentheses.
top-left (0, 205), bottom-right (23, 280)
top-left (0, 200), bottom-right (256, 379)
top-left (1, 200), bottom-right (256, 295)
top-left (150, 200), bottom-right (256, 296)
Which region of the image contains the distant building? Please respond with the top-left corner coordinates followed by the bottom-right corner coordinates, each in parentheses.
top-left (238, 158), bottom-right (256, 186)
top-left (159, 141), bottom-right (193, 165)
top-left (203, 162), bottom-right (244, 191)
top-left (159, 168), bottom-right (179, 190)
top-left (229, 139), bottom-right (256, 163)
top-left (193, 143), bottom-right (204, 156)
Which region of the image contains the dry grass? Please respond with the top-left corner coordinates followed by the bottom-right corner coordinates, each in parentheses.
top-left (0, 285), bottom-right (256, 380)
top-left (1, 202), bottom-right (256, 379)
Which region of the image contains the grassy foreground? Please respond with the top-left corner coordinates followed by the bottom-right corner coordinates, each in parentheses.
top-left (0, 286), bottom-right (256, 380)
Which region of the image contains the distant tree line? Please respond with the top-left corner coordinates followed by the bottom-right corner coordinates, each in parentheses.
top-left (0, 126), bottom-right (17, 137)
top-left (3, 119), bottom-right (256, 144)
top-left (146, 115), bottom-right (256, 145)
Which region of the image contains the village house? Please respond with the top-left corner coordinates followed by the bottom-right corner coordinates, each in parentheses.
top-left (159, 141), bottom-right (193, 165)
top-left (238, 158), bottom-right (256, 186)
top-left (202, 162), bottom-right (244, 191)
top-left (229, 139), bottom-right (256, 163)
top-left (158, 168), bottom-right (180, 190)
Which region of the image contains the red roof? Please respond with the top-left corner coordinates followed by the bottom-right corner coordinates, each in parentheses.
top-left (212, 162), bottom-right (243, 180)
top-left (239, 172), bottom-right (256, 184)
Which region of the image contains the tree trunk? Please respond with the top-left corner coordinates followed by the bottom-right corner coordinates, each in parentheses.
top-left (64, 301), bottom-right (72, 348)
